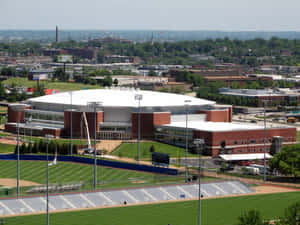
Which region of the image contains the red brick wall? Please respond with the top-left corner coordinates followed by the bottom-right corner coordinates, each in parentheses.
top-left (132, 112), bottom-right (171, 139)
top-left (64, 111), bottom-right (103, 138)
top-left (193, 127), bottom-right (296, 157)
top-left (7, 105), bottom-right (31, 123)
top-left (198, 110), bottom-right (230, 122)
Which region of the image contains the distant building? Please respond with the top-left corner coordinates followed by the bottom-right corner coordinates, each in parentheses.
top-left (92, 37), bottom-right (132, 44)
top-left (61, 48), bottom-right (96, 60)
top-left (219, 87), bottom-right (300, 106)
top-left (104, 55), bottom-right (142, 64)
top-left (43, 49), bottom-right (61, 57)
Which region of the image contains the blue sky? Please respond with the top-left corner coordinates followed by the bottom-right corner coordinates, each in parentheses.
top-left (0, 0), bottom-right (299, 30)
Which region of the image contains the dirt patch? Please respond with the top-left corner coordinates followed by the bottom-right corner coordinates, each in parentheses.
top-left (0, 178), bottom-right (40, 187)
top-left (0, 138), bottom-right (18, 146)
top-left (253, 185), bottom-right (298, 194)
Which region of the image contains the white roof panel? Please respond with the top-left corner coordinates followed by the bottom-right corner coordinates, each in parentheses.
top-left (161, 121), bottom-right (266, 132)
top-left (219, 153), bottom-right (272, 161)
top-left (27, 89), bottom-right (215, 108)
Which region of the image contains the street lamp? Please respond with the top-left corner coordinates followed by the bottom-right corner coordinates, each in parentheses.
top-left (184, 99), bottom-right (191, 183)
top-left (87, 101), bottom-right (102, 190)
top-left (134, 94), bottom-right (143, 164)
top-left (11, 104), bottom-right (26, 196)
top-left (45, 134), bottom-right (54, 225)
top-left (193, 139), bottom-right (205, 225)
top-left (69, 92), bottom-right (73, 156)
top-left (262, 99), bottom-right (269, 184)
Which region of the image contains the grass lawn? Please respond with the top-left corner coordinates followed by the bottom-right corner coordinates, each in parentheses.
top-left (111, 141), bottom-right (197, 159)
top-left (297, 131), bottom-right (300, 142)
top-left (0, 160), bottom-right (187, 194)
top-left (5, 192), bottom-right (300, 225)
top-left (2, 77), bottom-right (101, 92)
top-left (0, 143), bottom-right (15, 153)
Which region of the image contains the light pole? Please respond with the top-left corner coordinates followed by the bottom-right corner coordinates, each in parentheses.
top-left (184, 99), bottom-right (191, 183)
top-left (134, 94), bottom-right (143, 164)
top-left (45, 134), bottom-right (54, 225)
top-left (70, 92), bottom-right (73, 156)
top-left (262, 99), bottom-right (268, 184)
top-left (193, 139), bottom-right (205, 225)
top-left (11, 104), bottom-right (26, 196)
top-left (87, 102), bottom-right (102, 190)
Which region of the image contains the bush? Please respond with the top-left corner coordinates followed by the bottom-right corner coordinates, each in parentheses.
top-left (150, 145), bottom-right (155, 153)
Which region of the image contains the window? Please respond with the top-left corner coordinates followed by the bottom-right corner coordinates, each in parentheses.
top-left (238, 149), bottom-right (242, 153)
top-left (234, 141), bottom-right (238, 145)
top-left (248, 149), bottom-right (251, 153)
top-left (250, 140), bottom-right (256, 144)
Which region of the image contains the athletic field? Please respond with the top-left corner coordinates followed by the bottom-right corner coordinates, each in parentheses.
top-left (4, 192), bottom-right (300, 225)
top-left (0, 160), bottom-right (188, 192)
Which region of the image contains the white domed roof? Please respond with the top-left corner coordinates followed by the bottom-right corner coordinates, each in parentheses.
top-left (28, 89), bottom-right (215, 108)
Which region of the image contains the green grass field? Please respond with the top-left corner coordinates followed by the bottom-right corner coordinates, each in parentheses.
top-left (111, 141), bottom-right (196, 159)
top-left (2, 77), bottom-right (101, 91)
top-left (0, 160), bottom-right (188, 194)
top-left (4, 192), bottom-right (300, 225)
top-left (297, 131), bottom-right (300, 142)
top-left (0, 143), bottom-right (15, 153)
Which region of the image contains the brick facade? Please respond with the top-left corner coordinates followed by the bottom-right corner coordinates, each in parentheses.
top-left (7, 105), bottom-right (31, 123)
top-left (198, 108), bottom-right (232, 122)
top-left (132, 112), bottom-right (171, 139)
top-left (194, 127), bottom-right (297, 157)
top-left (64, 111), bottom-right (104, 138)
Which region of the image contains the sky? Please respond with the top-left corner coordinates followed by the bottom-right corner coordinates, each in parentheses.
top-left (0, 0), bottom-right (299, 31)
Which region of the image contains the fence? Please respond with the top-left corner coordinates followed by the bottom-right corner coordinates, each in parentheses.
top-left (0, 154), bottom-right (178, 175)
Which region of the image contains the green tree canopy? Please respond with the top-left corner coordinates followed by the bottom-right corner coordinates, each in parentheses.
top-left (237, 210), bottom-right (268, 225)
top-left (270, 144), bottom-right (300, 179)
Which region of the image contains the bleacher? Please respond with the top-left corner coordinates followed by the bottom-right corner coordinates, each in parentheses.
top-left (0, 181), bottom-right (253, 216)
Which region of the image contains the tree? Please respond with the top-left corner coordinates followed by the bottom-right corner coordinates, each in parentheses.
top-left (53, 67), bottom-right (69, 82)
top-left (279, 201), bottom-right (300, 225)
top-left (32, 141), bottom-right (38, 153)
top-left (148, 70), bottom-right (158, 76)
top-left (103, 76), bottom-right (112, 87)
top-left (32, 84), bottom-right (45, 97)
top-left (149, 145), bottom-right (155, 153)
top-left (113, 78), bottom-right (118, 86)
top-left (237, 210), bottom-right (268, 225)
top-left (270, 144), bottom-right (300, 179)
top-left (0, 83), bottom-right (6, 100)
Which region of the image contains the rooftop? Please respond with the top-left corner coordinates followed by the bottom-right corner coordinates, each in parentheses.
top-left (160, 121), bottom-right (289, 132)
top-left (28, 89), bottom-right (215, 108)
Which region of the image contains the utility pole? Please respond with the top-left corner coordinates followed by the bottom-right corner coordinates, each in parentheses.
top-left (87, 102), bottom-right (102, 190)
top-left (134, 94), bottom-right (143, 163)
top-left (184, 100), bottom-right (191, 183)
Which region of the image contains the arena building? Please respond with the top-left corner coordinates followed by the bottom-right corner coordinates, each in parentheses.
top-left (5, 88), bottom-right (296, 157)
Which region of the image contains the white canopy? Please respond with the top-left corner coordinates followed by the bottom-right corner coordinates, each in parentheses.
top-left (219, 153), bottom-right (272, 161)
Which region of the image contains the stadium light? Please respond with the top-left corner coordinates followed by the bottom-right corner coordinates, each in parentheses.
top-left (45, 134), bottom-right (54, 225)
top-left (184, 99), bottom-right (191, 183)
top-left (134, 94), bottom-right (143, 164)
top-left (10, 104), bottom-right (27, 196)
top-left (87, 101), bottom-right (102, 190)
top-left (193, 139), bottom-right (205, 225)
top-left (70, 91), bottom-right (73, 156)
top-left (262, 99), bottom-right (269, 184)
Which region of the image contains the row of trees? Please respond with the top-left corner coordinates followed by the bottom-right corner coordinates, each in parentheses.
top-left (14, 140), bottom-right (78, 155)
top-left (2, 37), bottom-right (300, 66)
top-left (238, 201), bottom-right (300, 225)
